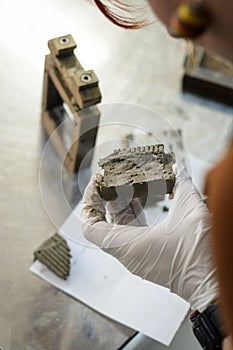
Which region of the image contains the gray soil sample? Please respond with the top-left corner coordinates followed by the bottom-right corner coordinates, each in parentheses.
top-left (96, 144), bottom-right (175, 201)
top-left (34, 233), bottom-right (71, 279)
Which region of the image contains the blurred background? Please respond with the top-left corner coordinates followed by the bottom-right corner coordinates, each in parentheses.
top-left (0, 0), bottom-right (232, 349)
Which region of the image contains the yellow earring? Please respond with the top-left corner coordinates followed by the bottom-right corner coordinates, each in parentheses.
top-left (168, 2), bottom-right (210, 39)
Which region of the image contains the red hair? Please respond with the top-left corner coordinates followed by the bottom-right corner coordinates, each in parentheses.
top-left (91, 0), bottom-right (150, 29)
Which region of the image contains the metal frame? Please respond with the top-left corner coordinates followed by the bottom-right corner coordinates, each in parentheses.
top-left (42, 34), bottom-right (101, 172)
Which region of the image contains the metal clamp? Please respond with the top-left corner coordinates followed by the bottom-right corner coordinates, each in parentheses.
top-left (42, 34), bottom-right (102, 172)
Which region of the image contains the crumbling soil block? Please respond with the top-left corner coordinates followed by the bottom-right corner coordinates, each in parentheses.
top-left (96, 144), bottom-right (175, 201)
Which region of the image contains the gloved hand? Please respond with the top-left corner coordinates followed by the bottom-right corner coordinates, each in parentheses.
top-left (80, 165), bottom-right (219, 311)
top-left (106, 186), bottom-right (148, 227)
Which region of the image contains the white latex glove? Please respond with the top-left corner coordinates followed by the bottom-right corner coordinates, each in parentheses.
top-left (106, 186), bottom-right (148, 227)
top-left (80, 165), bottom-right (219, 311)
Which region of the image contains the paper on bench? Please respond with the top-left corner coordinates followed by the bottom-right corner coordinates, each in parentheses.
top-left (30, 201), bottom-right (189, 346)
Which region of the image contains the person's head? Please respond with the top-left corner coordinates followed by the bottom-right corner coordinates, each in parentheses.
top-left (91, 0), bottom-right (233, 61)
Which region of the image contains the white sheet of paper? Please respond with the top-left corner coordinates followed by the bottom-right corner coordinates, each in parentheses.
top-left (30, 200), bottom-right (189, 346)
top-left (30, 153), bottom-right (212, 346)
